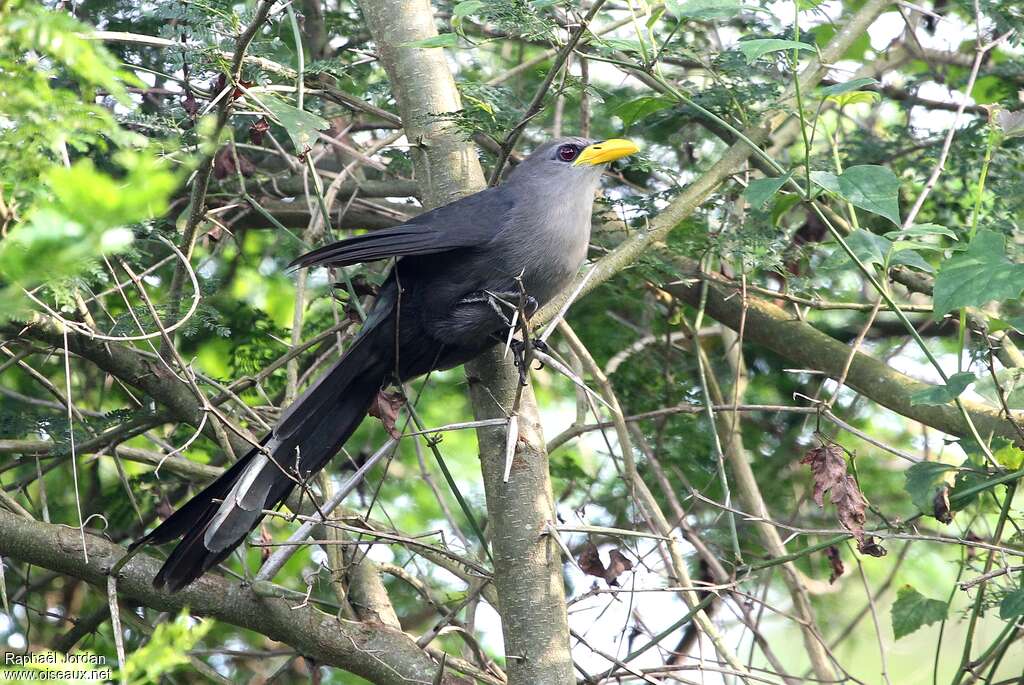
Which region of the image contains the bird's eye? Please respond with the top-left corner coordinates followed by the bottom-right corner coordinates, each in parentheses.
top-left (557, 144), bottom-right (579, 162)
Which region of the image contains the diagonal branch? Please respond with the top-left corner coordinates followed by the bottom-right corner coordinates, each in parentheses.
top-left (663, 259), bottom-right (1024, 440)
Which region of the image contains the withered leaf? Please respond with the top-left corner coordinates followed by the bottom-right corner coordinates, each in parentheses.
top-left (825, 545), bottom-right (844, 584)
top-left (236, 152), bottom-right (256, 177)
top-left (801, 444), bottom-right (850, 506)
top-left (606, 549), bottom-right (634, 586)
top-left (250, 117), bottom-right (270, 145)
top-left (578, 543), bottom-right (634, 586)
top-left (857, 536), bottom-right (887, 557)
top-left (578, 543), bottom-right (605, 579)
top-left (233, 79), bottom-right (254, 101)
top-left (182, 90), bottom-right (199, 118)
top-left (368, 389), bottom-right (406, 439)
top-left (212, 146), bottom-right (234, 179)
top-left (211, 147), bottom-right (254, 179)
top-left (801, 445), bottom-right (884, 555)
top-left (933, 484), bottom-right (953, 524)
top-left (259, 524), bottom-right (273, 563)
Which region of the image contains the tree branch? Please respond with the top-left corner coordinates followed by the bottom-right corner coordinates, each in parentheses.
top-left (0, 509), bottom-right (463, 685)
top-left (663, 259), bottom-right (1024, 440)
top-left (4, 318), bottom-right (252, 456)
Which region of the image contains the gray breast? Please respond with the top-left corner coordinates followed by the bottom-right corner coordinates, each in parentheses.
top-left (500, 173), bottom-right (597, 306)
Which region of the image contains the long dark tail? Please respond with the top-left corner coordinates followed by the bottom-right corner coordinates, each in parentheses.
top-left (133, 321), bottom-right (393, 593)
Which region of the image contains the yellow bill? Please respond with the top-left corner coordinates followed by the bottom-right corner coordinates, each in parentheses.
top-left (573, 138), bottom-right (639, 166)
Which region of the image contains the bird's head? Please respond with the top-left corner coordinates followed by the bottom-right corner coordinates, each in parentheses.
top-left (507, 137), bottom-right (639, 187)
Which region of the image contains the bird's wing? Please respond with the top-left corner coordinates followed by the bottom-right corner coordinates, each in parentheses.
top-left (288, 187), bottom-right (514, 269)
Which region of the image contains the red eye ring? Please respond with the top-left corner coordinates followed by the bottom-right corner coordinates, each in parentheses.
top-left (557, 144), bottom-right (578, 162)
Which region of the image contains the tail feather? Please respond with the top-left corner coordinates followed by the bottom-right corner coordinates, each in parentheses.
top-left (135, 322), bottom-right (392, 592)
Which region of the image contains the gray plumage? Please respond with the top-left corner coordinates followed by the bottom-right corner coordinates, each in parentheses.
top-left (133, 137), bottom-right (632, 591)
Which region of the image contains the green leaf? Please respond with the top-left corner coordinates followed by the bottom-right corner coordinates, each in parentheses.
top-left (984, 315), bottom-right (1024, 335)
top-left (47, 153), bottom-right (176, 229)
top-left (891, 585), bottom-right (947, 639)
top-left (463, 93), bottom-right (495, 118)
top-left (909, 372), bottom-right (976, 406)
top-left (891, 241), bottom-right (945, 253)
top-left (667, 0), bottom-right (753, 19)
top-left (975, 370), bottom-right (1024, 410)
top-left (120, 610), bottom-right (212, 685)
top-left (813, 165), bottom-right (901, 225)
top-left (949, 454), bottom-right (989, 509)
top-left (0, 152), bottom-right (175, 320)
top-left (932, 230), bottom-right (1024, 319)
top-left (820, 77), bottom-right (879, 96)
top-left (904, 461), bottom-right (954, 513)
top-left (401, 33), bottom-right (459, 49)
top-left (737, 39), bottom-right (816, 62)
top-left (453, 0), bottom-right (486, 18)
top-left (838, 165), bottom-right (902, 225)
top-left (994, 440), bottom-right (1024, 469)
top-left (884, 223), bottom-right (958, 241)
top-left (827, 91), bottom-right (881, 107)
top-left (809, 170), bottom-right (841, 194)
top-left (891, 249), bottom-right (934, 273)
top-left (259, 95), bottom-right (330, 152)
top-left (599, 38), bottom-right (647, 54)
top-left (1000, 587), bottom-right (1024, 619)
top-left (744, 173), bottom-right (792, 209)
top-left (848, 229), bottom-right (893, 268)
top-left (7, 5), bottom-right (139, 100)
top-left (613, 96), bottom-right (674, 129)
top-left (771, 193), bottom-right (802, 226)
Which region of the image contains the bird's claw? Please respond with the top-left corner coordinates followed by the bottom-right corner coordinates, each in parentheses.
top-left (509, 338), bottom-right (549, 385)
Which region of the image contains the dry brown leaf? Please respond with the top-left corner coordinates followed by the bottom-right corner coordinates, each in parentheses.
top-left (182, 90), bottom-right (199, 118)
top-left (933, 484), bottom-right (953, 524)
top-left (212, 147), bottom-right (234, 180)
top-left (857, 536), bottom-right (887, 557)
top-left (368, 389), bottom-right (406, 439)
top-left (606, 549), bottom-right (634, 586)
top-left (259, 524), bottom-right (273, 563)
top-left (212, 147), bottom-right (255, 179)
top-left (801, 445), bottom-right (885, 556)
top-left (578, 543), bottom-right (634, 586)
top-left (578, 543), bottom-right (605, 580)
top-left (249, 117), bottom-right (270, 145)
top-left (825, 545), bottom-right (844, 584)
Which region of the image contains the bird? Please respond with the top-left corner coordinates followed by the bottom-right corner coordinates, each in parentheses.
top-left (132, 137), bottom-right (639, 592)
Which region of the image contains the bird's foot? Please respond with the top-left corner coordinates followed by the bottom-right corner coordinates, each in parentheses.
top-left (467, 290), bottom-right (540, 325)
top-left (509, 337), bottom-right (549, 385)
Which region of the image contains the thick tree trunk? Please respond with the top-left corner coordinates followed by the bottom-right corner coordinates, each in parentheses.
top-left (356, 2), bottom-right (575, 683)
top-left (465, 360), bottom-right (576, 685)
